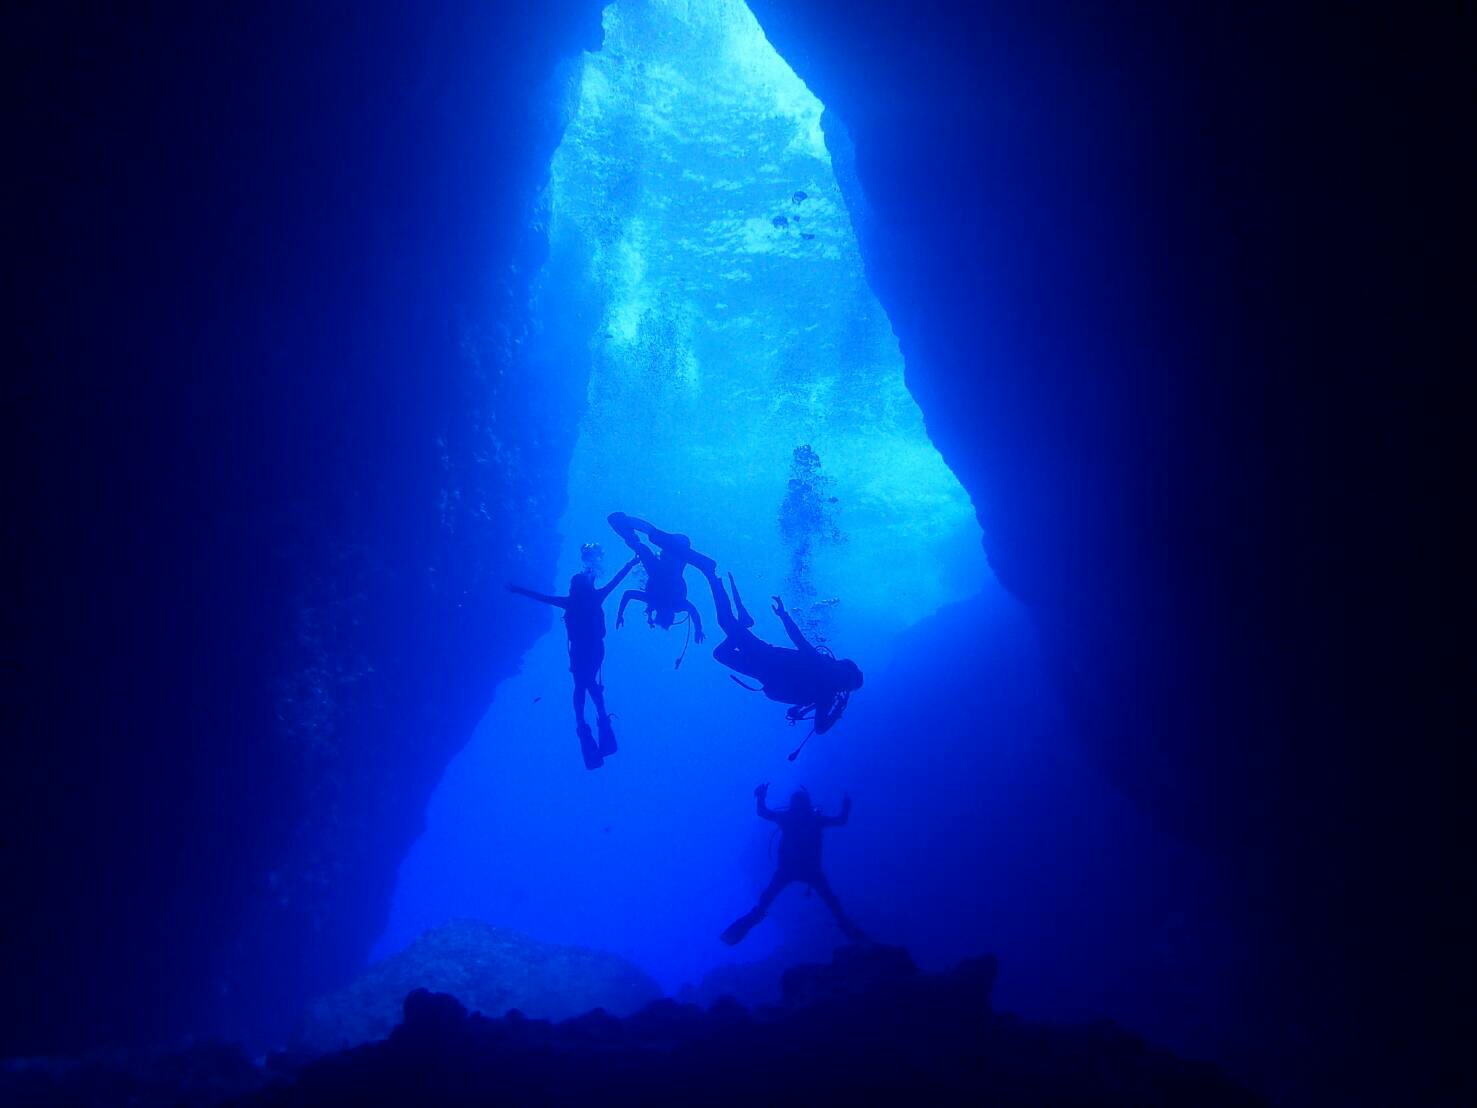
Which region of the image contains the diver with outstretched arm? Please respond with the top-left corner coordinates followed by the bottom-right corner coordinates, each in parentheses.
top-left (507, 553), bottom-right (638, 770)
top-left (607, 513), bottom-right (713, 651)
top-left (704, 568), bottom-right (862, 744)
top-left (721, 783), bottom-right (866, 945)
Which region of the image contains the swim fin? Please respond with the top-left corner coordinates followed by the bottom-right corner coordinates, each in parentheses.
top-left (720, 908), bottom-right (762, 946)
top-left (597, 713), bottom-right (618, 757)
top-left (728, 573), bottom-right (755, 629)
top-left (577, 721), bottom-right (604, 770)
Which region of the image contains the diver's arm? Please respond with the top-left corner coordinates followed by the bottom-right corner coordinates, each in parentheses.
top-left (683, 600), bottom-right (705, 642)
top-left (771, 596), bottom-right (819, 654)
top-left (617, 589), bottom-right (647, 628)
top-left (755, 783), bottom-right (778, 821)
top-left (823, 794), bottom-right (852, 827)
top-left (813, 693), bottom-right (847, 734)
top-left (597, 556), bottom-right (640, 601)
top-left (507, 584), bottom-right (568, 608)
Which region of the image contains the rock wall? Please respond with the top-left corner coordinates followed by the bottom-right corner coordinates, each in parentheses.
top-left (6, 0), bottom-right (605, 1054)
top-left (747, 1), bottom-right (1463, 1099)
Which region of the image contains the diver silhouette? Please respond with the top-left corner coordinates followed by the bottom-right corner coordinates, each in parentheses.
top-left (721, 784), bottom-right (866, 946)
top-left (607, 513), bottom-right (715, 656)
top-left (507, 555), bottom-right (638, 770)
top-left (704, 569), bottom-right (862, 742)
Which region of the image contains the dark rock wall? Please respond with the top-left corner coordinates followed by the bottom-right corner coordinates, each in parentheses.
top-left (6, 0), bottom-right (604, 1054)
top-left (749, 1), bottom-right (1464, 1098)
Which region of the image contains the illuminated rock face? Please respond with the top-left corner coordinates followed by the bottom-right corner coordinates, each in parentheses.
top-left (544, 0), bottom-right (985, 643)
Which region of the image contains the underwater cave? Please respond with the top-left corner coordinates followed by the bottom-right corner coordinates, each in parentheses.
top-left (8, 0), bottom-right (1460, 1103)
top-left (379, 0), bottom-right (1214, 1026)
top-left (381, 0), bottom-right (989, 985)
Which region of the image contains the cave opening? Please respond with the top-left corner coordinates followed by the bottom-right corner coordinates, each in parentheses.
top-left (378, 0), bottom-right (994, 992)
top-left (375, 4), bottom-right (1221, 1042)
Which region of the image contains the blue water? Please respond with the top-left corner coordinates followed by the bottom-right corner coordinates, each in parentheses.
top-left (379, 0), bottom-right (1223, 1038)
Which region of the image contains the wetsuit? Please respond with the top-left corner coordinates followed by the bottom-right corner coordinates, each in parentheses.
top-left (721, 791), bottom-right (866, 945)
top-left (608, 512), bottom-right (715, 635)
top-left (705, 571), bottom-right (853, 733)
top-left (563, 599), bottom-right (608, 700)
top-left (507, 556), bottom-right (636, 768)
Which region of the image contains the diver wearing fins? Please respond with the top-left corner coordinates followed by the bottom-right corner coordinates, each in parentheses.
top-left (607, 512), bottom-right (715, 656)
top-left (704, 568), bottom-right (862, 745)
top-left (507, 554), bottom-right (638, 770)
top-left (721, 784), bottom-right (867, 945)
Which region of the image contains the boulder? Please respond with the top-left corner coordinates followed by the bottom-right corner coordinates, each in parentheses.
top-left (294, 921), bottom-right (660, 1054)
top-left (780, 943), bottom-right (921, 1007)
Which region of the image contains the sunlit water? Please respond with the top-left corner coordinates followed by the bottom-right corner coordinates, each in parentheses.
top-left (380, 0), bottom-right (1007, 992)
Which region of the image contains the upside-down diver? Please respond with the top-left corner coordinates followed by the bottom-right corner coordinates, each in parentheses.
top-left (607, 513), bottom-right (716, 655)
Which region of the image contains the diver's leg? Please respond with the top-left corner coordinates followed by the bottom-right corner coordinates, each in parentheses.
top-left (607, 512), bottom-right (657, 567)
top-left (607, 511), bottom-right (640, 546)
top-left (727, 573), bottom-right (756, 629)
top-left (711, 623), bottom-right (780, 686)
top-left (578, 643), bottom-right (614, 755)
top-left (573, 683), bottom-right (602, 767)
top-left (627, 517), bottom-right (719, 576)
top-left (645, 524), bottom-right (720, 581)
top-left (617, 514), bottom-right (689, 548)
top-left (705, 570), bottom-right (744, 638)
top-left (570, 657), bottom-right (604, 769)
top-left (591, 680), bottom-right (617, 756)
top-left (572, 682), bottom-right (588, 727)
top-left (713, 638), bottom-right (742, 666)
top-left (810, 874), bottom-right (867, 943)
top-left (721, 873), bottom-right (791, 945)
top-left (633, 519), bottom-right (686, 550)
top-left (612, 514), bottom-right (673, 567)
top-left (684, 546), bottom-right (717, 577)
top-left (755, 872), bottom-right (791, 914)
top-left (706, 575), bottom-right (775, 684)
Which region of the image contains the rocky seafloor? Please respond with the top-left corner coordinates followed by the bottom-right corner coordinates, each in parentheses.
top-left (293, 921), bottom-right (662, 1055)
top-left (2, 944), bottom-right (1261, 1106)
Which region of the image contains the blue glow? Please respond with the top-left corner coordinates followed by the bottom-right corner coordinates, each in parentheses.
top-left (555, 0), bottom-right (984, 639)
top-left (380, 0), bottom-right (992, 991)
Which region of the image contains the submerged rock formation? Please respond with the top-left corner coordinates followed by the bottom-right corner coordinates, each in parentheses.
top-left (252, 946), bottom-right (1258, 1107)
top-left (2, 949), bottom-right (1260, 1106)
top-left (294, 922), bottom-right (660, 1054)
top-left (0, 1044), bottom-right (268, 1108)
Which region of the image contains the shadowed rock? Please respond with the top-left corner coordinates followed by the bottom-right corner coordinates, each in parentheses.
top-left (249, 947), bottom-right (1259, 1106)
top-left (293, 921), bottom-right (661, 1055)
top-left (780, 942), bottom-right (924, 1006)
